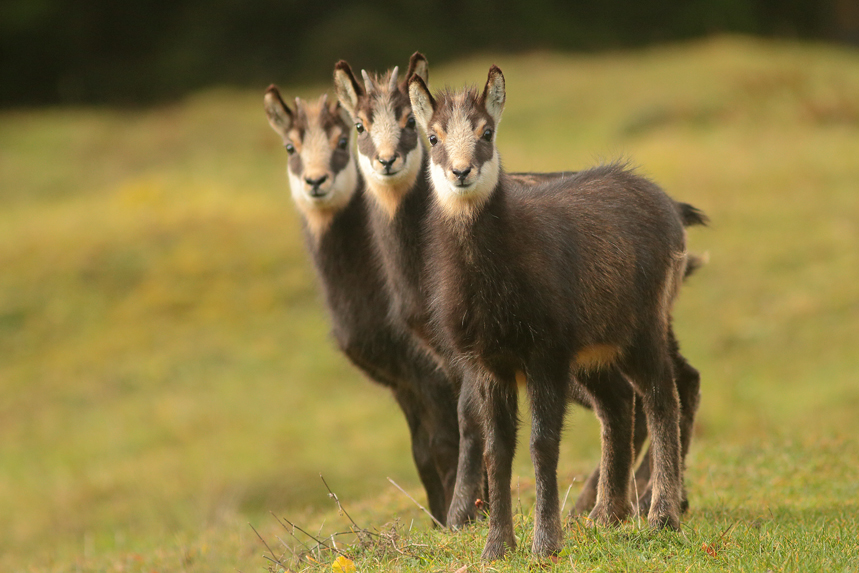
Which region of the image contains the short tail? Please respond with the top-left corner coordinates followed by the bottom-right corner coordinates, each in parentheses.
top-left (676, 202), bottom-right (709, 228)
top-left (683, 252), bottom-right (709, 280)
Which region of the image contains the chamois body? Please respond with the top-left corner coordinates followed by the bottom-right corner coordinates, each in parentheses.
top-left (263, 89), bottom-right (459, 524)
top-left (333, 54), bottom-right (681, 529)
top-left (410, 69), bottom-right (700, 559)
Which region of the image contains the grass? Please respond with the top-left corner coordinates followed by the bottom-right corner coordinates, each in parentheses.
top-left (1, 36), bottom-right (858, 571)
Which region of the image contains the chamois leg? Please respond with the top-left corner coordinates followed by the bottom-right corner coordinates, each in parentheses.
top-left (447, 372), bottom-right (486, 528)
top-left (480, 373), bottom-right (519, 561)
top-left (637, 326), bottom-right (700, 515)
top-left (625, 339), bottom-right (682, 531)
top-left (417, 365), bottom-right (461, 518)
top-left (576, 367), bottom-right (636, 525)
top-left (573, 394), bottom-right (648, 515)
top-left (392, 387), bottom-right (448, 526)
top-left (527, 360), bottom-right (569, 555)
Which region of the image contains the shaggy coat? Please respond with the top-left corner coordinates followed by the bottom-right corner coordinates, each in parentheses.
top-left (264, 88), bottom-right (459, 524)
top-left (410, 68), bottom-right (701, 559)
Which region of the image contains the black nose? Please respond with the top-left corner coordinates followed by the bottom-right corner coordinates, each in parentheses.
top-left (378, 155), bottom-right (398, 169)
top-left (452, 167), bottom-right (472, 181)
top-left (305, 174), bottom-right (328, 188)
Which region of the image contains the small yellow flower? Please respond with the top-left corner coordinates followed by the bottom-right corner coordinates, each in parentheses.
top-left (332, 555), bottom-right (355, 573)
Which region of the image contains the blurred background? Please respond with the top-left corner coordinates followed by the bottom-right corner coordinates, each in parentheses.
top-left (1, 0), bottom-right (858, 106)
top-left (2, 1), bottom-right (858, 571)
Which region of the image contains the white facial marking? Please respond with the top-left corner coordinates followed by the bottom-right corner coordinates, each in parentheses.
top-left (284, 100), bottom-right (358, 233)
top-left (430, 148), bottom-right (499, 220)
top-left (428, 96), bottom-right (500, 220)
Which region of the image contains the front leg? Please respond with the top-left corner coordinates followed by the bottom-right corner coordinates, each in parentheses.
top-left (480, 372), bottom-right (519, 560)
top-left (527, 360), bottom-right (569, 556)
top-left (447, 371), bottom-right (486, 528)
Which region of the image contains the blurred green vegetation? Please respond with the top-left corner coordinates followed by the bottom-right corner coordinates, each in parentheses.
top-left (1, 37), bottom-right (858, 571)
top-left (0, 0), bottom-right (854, 105)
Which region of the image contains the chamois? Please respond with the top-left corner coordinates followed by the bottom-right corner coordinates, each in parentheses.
top-left (409, 67), bottom-right (701, 559)
top-left (333, 54), bottom-right (689, 529)
top-left (263, 87), bottom-right (459, 525)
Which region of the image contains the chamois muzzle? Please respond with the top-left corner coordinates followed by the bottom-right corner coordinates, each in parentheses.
top-left (452, 167), bottom-right (472, 186)
top-left (378, 154), bottom-right (399, 173)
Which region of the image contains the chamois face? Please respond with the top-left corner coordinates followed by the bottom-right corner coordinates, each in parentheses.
top-left (264, 87), bottom-right (358, 229)
top-left (334, 53), bottom-right (429, 215)
top-left (409, 66), bottom-right (506, 219)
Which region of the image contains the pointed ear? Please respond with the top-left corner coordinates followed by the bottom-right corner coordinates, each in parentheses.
top-left (479, 65), bottom-right (505, 124)
top-left (333, 100), bottom-right (351, 126)
top-left (403, 52), bottom-right (429, 90)
top-left (333, 60), bottom-right (364, 118)
top-left (408, 74), bottom-right (435, 132)
top-left (263, 85), bottom-right (294, 137)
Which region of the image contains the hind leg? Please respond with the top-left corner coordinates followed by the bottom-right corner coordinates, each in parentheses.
top-left (623, 337), bottom-right (682, 530)
top-left (573, 392), bottom-right (648, 515)
top-left (637, 326), bottom-right (700, 515)
top-left (574, 366), bottom-right (636, 525)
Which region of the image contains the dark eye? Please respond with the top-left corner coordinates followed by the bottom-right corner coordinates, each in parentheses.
top-left (285, 143), bottom-right (295, 154)
top-left (355, 122), bottom-right (365, 133)
top-left (482, 128), bottom-right (493, 142)
top-left (406, 116), bottom-right (416, 129)
top-left (337, 136), bottom-right (348, 150)
top-left (428, 134), bottom-right (438, 146)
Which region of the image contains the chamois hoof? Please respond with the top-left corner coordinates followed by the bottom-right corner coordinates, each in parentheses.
top-left (647, 501), bottom-right (681, 531)
top-left (531, 529), bottom-right (563, 557)
top-left (447, 499), bottom-right (479, 529)
top-left (481, 532), bottom-right (516, 561)
top-left (638, 486), bottom-right (689, 516)
top-left (588, 500), bottom-right (633, 526)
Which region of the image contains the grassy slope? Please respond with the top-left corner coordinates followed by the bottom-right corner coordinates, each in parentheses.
top-left (1, 36), bottom-right (858, 572)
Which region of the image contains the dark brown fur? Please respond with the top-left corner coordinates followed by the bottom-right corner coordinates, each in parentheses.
top-left (411, 68), bottom-right (702, 559)
top-left (334, 55), bottom-right (703, 532)
top-left (264, 88), bottom-right (459, 525)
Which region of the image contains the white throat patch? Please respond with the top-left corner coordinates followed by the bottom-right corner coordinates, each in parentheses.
top-left (358, 142), bottom-right (424, 218)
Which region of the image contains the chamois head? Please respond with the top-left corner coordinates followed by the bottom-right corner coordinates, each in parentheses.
top-left (333, 53), bottom-right (429, 216)
top-left (409, 65), bottom-right (505, 219)
top-left (264, 86), bottom-right (358, 232)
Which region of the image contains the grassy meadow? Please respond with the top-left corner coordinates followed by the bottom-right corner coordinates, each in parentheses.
top-left (1, 36), bottom-right (858, 571)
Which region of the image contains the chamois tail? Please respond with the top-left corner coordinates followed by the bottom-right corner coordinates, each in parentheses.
top-left (676, 202), bottom-right (709, 228)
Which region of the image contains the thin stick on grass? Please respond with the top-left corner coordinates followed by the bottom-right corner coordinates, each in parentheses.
top-left (249, 522), bottom-right (286, 570)
top-left (387, 477), bottom-right (445, 529)
top-left (559, 483), bottom-right (573, 515)
top-left (320, 473), bottom-right (374, 543)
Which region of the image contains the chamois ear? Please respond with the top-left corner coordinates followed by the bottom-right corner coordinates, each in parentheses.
top-left (333, 60), bottom-right (364, 118)
top-left (480, 65), bottom-right (506, 125)
top-left (263, 85), bottom-right (294, 137)
top-left (404, 52), bottom-right (429, 89)
top-left (408, 74), bottom-right (435, 132)
top-left (333, 100), bottom-right (351, 126)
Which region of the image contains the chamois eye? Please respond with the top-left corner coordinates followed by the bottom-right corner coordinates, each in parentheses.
top-left (355, 122), bottom-right (365, 133)
top-left (337, 136), bottom-right (349, 150)
top-left (482, 128), bottom-right (493, 142)
top-left (285, 143), bottom-right (295, 154)
top-left (428, 134), bottom-right (438, 146)
top-left (406, 116), bottom-right (416, 129)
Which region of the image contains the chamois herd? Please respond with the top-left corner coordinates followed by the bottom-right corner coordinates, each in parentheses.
top-left (264, 52), bottom-right (707, 560)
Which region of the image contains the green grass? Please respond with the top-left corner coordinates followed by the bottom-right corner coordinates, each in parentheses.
top-left (1, 36), bottom-right (858, 572)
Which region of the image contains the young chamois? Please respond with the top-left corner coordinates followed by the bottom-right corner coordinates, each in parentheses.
top-left (332, 53), bottom-right (693, 530)
top-left (263, 87), bottom-right (459, 525)
top-left (409, 67), bottom-right (702, 559)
